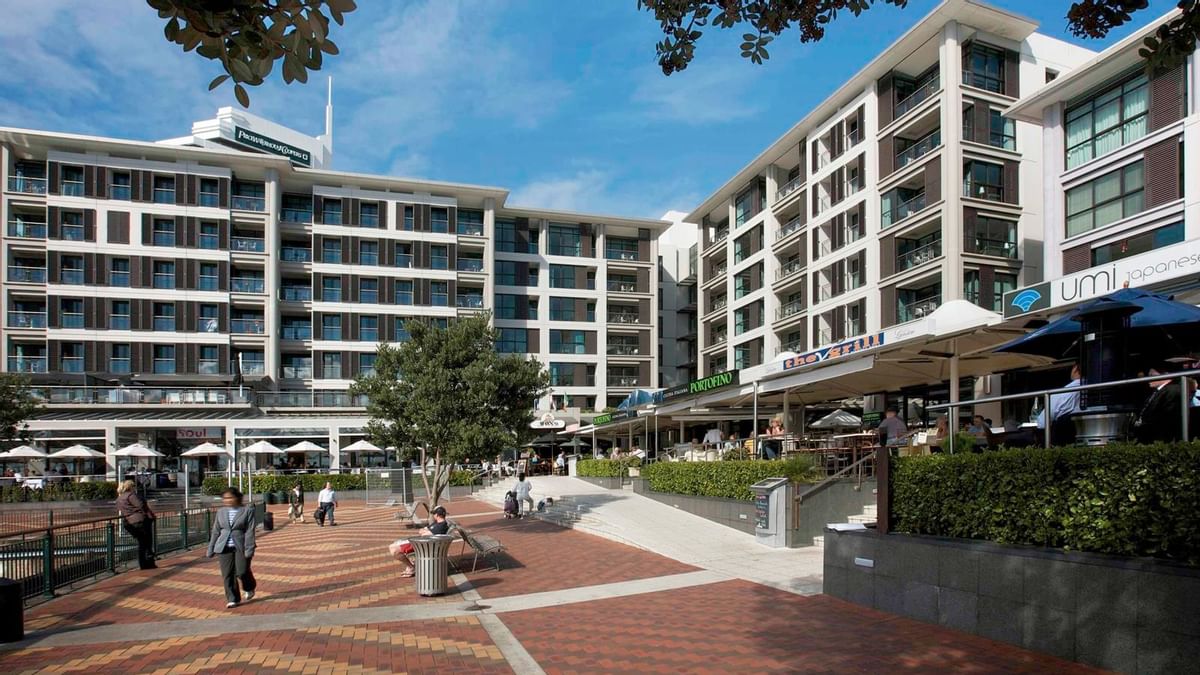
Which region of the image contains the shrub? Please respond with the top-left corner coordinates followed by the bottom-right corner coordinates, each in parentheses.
top-left (448, 470), bottom-right (479, 487)
top-left (201, 473), bottom-right (366, 496)
top-left (1, 481), bottom-right (118, 503)
top-left (642, 457), bottom-right (820, 501)
top-left (891, 442), bottom-right (1200, 565)
top-left (578, 459), bottom-right (625, 478)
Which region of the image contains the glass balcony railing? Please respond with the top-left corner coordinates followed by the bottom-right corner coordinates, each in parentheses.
top-left (231, 237), bottom-right (266, 253)
top-left (607, 312), bottom-right (641, 324)
top-left (198, 192), bottom-right (219, 208)
top-left (457, 223), bottom-right (484, 236)
top-left (8, 311), bottom-right (46, 328)
top-left (280, 366), bottom-right (314, 379)
top-left (776, 258), bottom-right (805, 280)
top-left (898, 295), bottom-right (942, 322)
top-left (231, 195), bottom-right (266, 211)
top-left (457, 258), bottom-right (484, 272)
top-left (606, 249), bottom-right (640, 261)
top-left (456, 295), bottom-right (484, 309)
top-left (775, 175), bottom-right (805, 203)
top-left (882, 192), bottom-right (928, 228)
top-left (9, 266), bottom-right (47, 283)
top-left (257, 391), bottom-right (366, 407)
top-left (396, 254), bottom-right (413, 268)
top-left (8, 221), bottom-right (46, 238)
top-left (895, 130), bottom-right (942, 169)
top-left (62, 182), bottom-right (86, 196)
top-left (608, 376), bottom-right (640, 387)
top-left (775, 215), bottom-right (804, 242)
top-left (281, 208), bottom-right (313, 223)
top-left (8, 176), bottom-right (47, 194)
top-left (280, 286), bottom-right (312, 302)
top-left (29, 386), bottom-right (253, 405)
top-left (240, 361), bottom-right (267, 376)
top-left (60, 269), bottom-right (84, 285)
top-left (607, 344), bottom-right (641, 356)
top-left (778, 340), bottom-right (804, 355)
top-left (710, 333), bottom-right (728, 346)
top-left (713, 228), bottom-right (729, 245)
top-left (280, 247), bottom-right (312, 262)
top-left (894, 77), bottom-right (940, 118)
top-left (897, 239), bottom-right (942, 272)
top-left (607, 280), bottom-right (638, 293)
top-left (281, 326), bottom-right (312, 340)
top-left (8, 357), bottom-right (47, 373)
top-left (710, 297), bottom-right (727, 314)
top-left (230, 318), bottom-right (266, 334)
top-left (967, 237), bottom-right (1018, 259)
top-left (776, 300), bottom-right (804, 320)
top-left (231, 277), bottom-right (266, 293)
top-left (712, 262), bottom-right (727, 278)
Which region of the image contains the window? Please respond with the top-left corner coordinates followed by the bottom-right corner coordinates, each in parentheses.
top-left (989, 110), bottom-right (1015, 150)
top-left (110, 344), bottom-right (131, 374)
top-left (550, 330), bottom-right (586, 354)
top-left (59, 343), bottom-right (84, 373)
top-left (152, 218), bottom-right (175, 246)
top-left (605, 237), bottom-right (639, 261)
top-left (322, 238), bottom-right (342, 263)
top-left (733, 234), bottom-right (752, 264)
top-left (734, 343), bottom-right (751, 369)
top-left (431, 208), bottom-right (449, 233)
top-left (61, 166), bottom-right (84, 196)
top-left (967, 216), bottom-right (1017, 258)
top-left (322, 277), bottom-right (342, 302)
top-left (360, 315), bottom-right (379, 342)
top-left (60, 298), bottom-right (83, 328)
top-left (1066, 161), bottom-right (1145, 237)
top-left (431, 281), bottom-right (448, 306)
top-left (734, 271), bottom-right (752, 299)
top-left (495, 294), bottom-right (521, 319)
top-left (322, 199), bottom-right (343, 225)
top-left (550, 265), bottom-right (577, 289)
top-left (110, 258), bottom-right (130, 287)
top-left (1092, 222), bottom-right (1184, 265)
top-left (403, 205), bottom-right (414, 231)
top-left (359, 240), bottom-right (379, 266)
top-left (395, 242), bottom-right (413, 268)
top-left (199, 304), bottom-right (219, 333)
top-left (549, 224), bottom-right (582, 256)
top-left (496, 328), bottom-right (527, 353)
top-left (963, 42), bottom-right (1004, 93)
top-left (395, 280), bottom-right (413, 305)
top-left (153, 345), bottom-right (175, 374)
top-left (61, 255), bottom-right (84, 285)
top-left (282, 194), bottom-right (312, 222)
top-left (199, 263), bottom-right (219, 291)
top-left (61, 212), bottom-right (84, 241)
top-left (993, 273), bottom-right (1018, 312)
top-left (198, 345), bottom-right (220, 374)
top-left (431, 245), bottom-right (448, 270)
top-left (360, 278), bottom-right (379, 304)
top-left (458, 209), bottom-right (484, 235)
top-left (496, 217), bottom-right (531, 253)
top-left (549, 363), bottom-right (576, 386)
top-left (734, 189), bottom-right (753, 227)
top-left (199, 221), bottom-right (220, 249)
top-left (110, 172), bottom-right (132, 200)
top-left (153, 175), bottom-right (175, 204)
top-left (734, 306), bottom-right (751, 335)
top-left (528, 297), bottom-right (539, 319)
top-left (360, 202), bottom-right (379, 227)
top-left (550, 297), bottom-right (576, 321)
top-left (199, 178), bottom-right (219, 207)
top-left (963, 161), bottom-right (1004, 201)
top-left (496, 261), bottom-right (518, 286)
top-left (152, 260), bottom-right (174, 289)
top-left (1066, 74), bottom-right (1149, 170)
top-left (321, 353), bottom-right (342, 379)
top-left (962, 102), bottom-right (975, 141)
top-left (358, 353), bottom-right (377, 376)
top-left (153, 302), bottom-right (175, 331)
top-left (322, 314), bottom-right (342, 340)
top-left (110, 300), bottom-right (131, 329)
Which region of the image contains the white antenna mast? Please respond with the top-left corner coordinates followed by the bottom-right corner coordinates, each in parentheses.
top-left (324, 76), bottom-right (334, 154)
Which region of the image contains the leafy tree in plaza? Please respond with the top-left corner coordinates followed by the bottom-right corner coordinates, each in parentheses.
top-left (637, 0), bottom-right (1198, 76)
top-left (0, 373), bottom-right (40, 443)
top-left (147, 0), bottom-right (357, 107)
top-left (350, 314), bottom-right (550, 507)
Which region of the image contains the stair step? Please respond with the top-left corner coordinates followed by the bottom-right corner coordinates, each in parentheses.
top-left (811, 535), bottom-right (825, 547)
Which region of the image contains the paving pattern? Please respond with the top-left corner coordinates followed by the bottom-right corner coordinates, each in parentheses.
top-left (4, 496), bottom-right (1105, 674)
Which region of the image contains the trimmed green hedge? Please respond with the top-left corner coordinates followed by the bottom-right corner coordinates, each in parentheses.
top-left (2, 481), bottom-right (118, 503)
top-left (892, 442), bottom-right (1200, 565)
top-left (578, 458), bottom-right (641, 478)
top-left (449, 470), bottom-right (479, 487)
top-left (642, 457), bottom-right (819, 501)
top-left (202, 474), bottom-right (366, 496)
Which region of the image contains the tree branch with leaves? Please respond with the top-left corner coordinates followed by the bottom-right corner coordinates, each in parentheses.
top-left (0, 373), bottom-right (40, 444)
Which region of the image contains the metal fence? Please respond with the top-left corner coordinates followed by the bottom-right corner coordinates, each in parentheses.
top-left (364, 468), bottom-right (411, 506)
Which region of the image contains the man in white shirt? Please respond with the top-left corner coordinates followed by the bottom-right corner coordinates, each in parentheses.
top-left (702, 425), bottom-right (723, 447)
top-left (554, 452), bottom-right (566, 475)
top-left (1036, 364), bottom-right (1081, 433)
top-left (513, 473), bottom-right (534, 516)
top-left (317, 482), bottom-right (338, 527)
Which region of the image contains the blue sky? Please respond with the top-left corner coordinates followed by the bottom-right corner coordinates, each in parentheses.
top-left (0, 0), bottom-right (1179, 218)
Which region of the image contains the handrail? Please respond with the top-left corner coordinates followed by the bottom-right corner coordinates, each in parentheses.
top-left (791, 452), bottom-right (877, 529)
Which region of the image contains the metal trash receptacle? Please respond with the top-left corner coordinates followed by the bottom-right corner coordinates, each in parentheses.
top-left (0, 577), bottom-right (23, 642)
top-left (410, 535), bottom-right (454, 596)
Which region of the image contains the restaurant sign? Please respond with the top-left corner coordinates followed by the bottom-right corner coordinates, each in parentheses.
top-left (659, 370), bottom-right (740, 402)
top-left (782, 333), bottom-right (885, 372)
top-left (232, 126), bottom-right (312, 166)
top-left (591, 409), bottom-right (637, 426)
top-left (530, 413), bottom-right (567, 430)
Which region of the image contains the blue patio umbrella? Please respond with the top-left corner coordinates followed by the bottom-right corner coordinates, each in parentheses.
top-left (995, 288), bottom-right (1200, 360)
top-left (617, 389), bottom-right (658, 410)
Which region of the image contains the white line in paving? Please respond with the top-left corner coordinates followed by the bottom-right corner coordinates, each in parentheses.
top-left (453, 573), bottom-right (545, 675)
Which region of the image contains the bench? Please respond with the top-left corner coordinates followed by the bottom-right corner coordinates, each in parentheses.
top-left (391, 498), bottom-right (432, 528)
top-left (448, 523), bottom-right (506, 572)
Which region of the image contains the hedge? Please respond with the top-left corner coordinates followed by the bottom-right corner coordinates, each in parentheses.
top-left (202, 474), bottom-right (365, 495)
top-left (892, 442), bottom-right (1200, 565)
top-left (2, 481), bottom-right (118, 503)
top-left (641, 457), bottom-right (819, 501)
top-left (578, 458), bottom-right (641, 478)
top-left (449, 470), bottom-right (480, 487)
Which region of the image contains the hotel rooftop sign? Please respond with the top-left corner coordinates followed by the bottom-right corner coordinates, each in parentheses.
top-left (231, 126), bottom-right (312, 167)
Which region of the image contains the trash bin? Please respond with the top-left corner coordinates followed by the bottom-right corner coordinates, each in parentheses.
top-left (0, 577), bottom-right (23, 642)
top-left (410, 535), bottom-right (454, 596)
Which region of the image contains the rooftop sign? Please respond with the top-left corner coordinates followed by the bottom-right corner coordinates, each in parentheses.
top-left (232, 126), bottom-right (312, 166)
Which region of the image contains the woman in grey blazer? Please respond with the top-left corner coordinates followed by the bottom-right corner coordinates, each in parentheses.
top-left (206, 487), bottom-right (258, 608)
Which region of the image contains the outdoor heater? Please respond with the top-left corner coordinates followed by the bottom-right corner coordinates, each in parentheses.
top-left (1072, 302), bottom-right (1141, 445)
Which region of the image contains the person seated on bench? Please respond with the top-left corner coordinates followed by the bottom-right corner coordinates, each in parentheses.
top-left (393, 506), bottom-right (450, 578)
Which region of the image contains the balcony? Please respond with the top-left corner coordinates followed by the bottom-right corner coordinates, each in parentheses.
top-left (607, 280), bottom-right (639, 293)
top-left (607, 312), bottom-right (641, 324)
top-left (967, 237), bottom-right (1017, 259)
top-left (775, 215), bottom-right (804, 242)
top-left (895, 130), bottom-right (941, 169)
top-left (231, 237), bottom-right (266, 253)
top-left (280, 286), bottom-right (312, 302)
top-left (607, 344), bottom-right (641, 356)
top-left (710, 333), bottom-right (728, 347)
top-left (898, 295), bottom-right (942, 322)
top-left (776, 300), bottom-right (804, 321)
top-left (778, 339), bottom-right (804, 355)
top-left (281, 365), bottom-right (313, 379)
top-left (8, 176), bottom-right (47, 195)
top-left (240, 361), bottom-right (267, 376)
top-left (711, 261), bottom-right (728, 279)
top-left (608, 376), bottom-right (640, 387)
top-left (8, 356), bottom-right (47, 373)
top-left (606, 249), bottom-right (640, 262)
top-left (457, 258), bottom-right (484, 272)
top-left (281, 325), bottom-right (312, 340)
top-left (396, 254), bottom-right (414, 268)
top-left (8, 311), bottom-right (46, 328)
top-left (711, 297), bottom-right (728, 313)
top-left (281, 208), bottom-right (313, 223)
top-left (9, 266), bottom-right (47, 283)
top-left (231, 318), bottom-right (266, 334)
top-left (281, 247), bottom-right (312, 262)
top-left (776, 258), bottom-right (805, 280)
top-left (31, 386), bottom-right (253, 405)
top-left (231, 195), bottom-right (266, 212)
top-left (257, 391), bottom-right (366, 408)
top-left (897, 239), bottom-right (942, 272)
top-left (231, 277), bottom-right (266, 294)
top-left (457, 222), bottom-right (484, 236)
top-left (456, 295), bottom-right (484, 309)
top-left (882, 192), bottom-right (928, 229)
top-left (713, 228), bottom-right (729, 245)
top-left (775, 175), bottom-right (805, 204)
top-left (894, 76), bottom-right (939, 119)
top-left (8, 220), bottom-right (46, 238)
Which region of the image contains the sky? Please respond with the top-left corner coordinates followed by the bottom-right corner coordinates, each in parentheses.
top-left (0, 0), bottom-right (1181, 219)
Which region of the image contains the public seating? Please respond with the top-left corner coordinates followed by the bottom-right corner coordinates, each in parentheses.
top-left (448, 523), bottom-right (506, 572)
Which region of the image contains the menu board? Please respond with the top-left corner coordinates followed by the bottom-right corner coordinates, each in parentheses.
top-left (754, 493), bottom-right (770, 531)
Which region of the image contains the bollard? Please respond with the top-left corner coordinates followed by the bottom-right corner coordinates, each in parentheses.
top-left (42, 533), bottom-right (54, 598)
top-left (181, 511), bottom-right (189, 550)
top-left (0, 578), bottom-right (23, 642)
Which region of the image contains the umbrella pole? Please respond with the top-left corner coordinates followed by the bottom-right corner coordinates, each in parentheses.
top-left (752, 381), bottom-right (759, 459)
top-left (949, 348), bottom-right (959, 454)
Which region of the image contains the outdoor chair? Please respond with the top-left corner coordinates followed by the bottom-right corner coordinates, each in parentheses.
top-left (447, 523), bottom-right (506, 572)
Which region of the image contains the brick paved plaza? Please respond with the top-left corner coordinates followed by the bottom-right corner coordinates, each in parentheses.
top-left (2, 499), bottom-right (1102, 674)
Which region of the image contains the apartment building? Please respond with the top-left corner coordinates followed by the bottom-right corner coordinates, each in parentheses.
top-left (656, 212), bottom-right (699, 388)
top-left (0, 107), bottom-right (665, 471)
top-left (688, 0), bottom-right (1095, 378)
top-left (1002, 9), bottom-right (1200, 317)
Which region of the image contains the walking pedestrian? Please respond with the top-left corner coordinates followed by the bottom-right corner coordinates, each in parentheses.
top-left (317, 481), bottom-right (338, 526)
top-left (116, 479), bottom-right (157, 570)
top-left (513, 473), bottom-right (534, 516)
top-left (288, 481), bottom-right (305, 524)
top-left (206, 487), bottom-right (258, 609)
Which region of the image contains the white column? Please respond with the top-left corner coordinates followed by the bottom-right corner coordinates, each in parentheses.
top-left (329, 426), bottom-right (340, 470)
top-left (940, 20), bottom-right (965, 302)
top-left (264, 168), bottom-right (282, 385)
top-left (104, 424), bottom-right (119, 480)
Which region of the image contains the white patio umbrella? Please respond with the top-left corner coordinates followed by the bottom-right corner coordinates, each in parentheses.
top-left (1, 445), bottom-right (47, 458)
top-left (285, 441), bottom-right (326, 453)
top-left (241, 440), bottom-right (284, 455)
top-left (181, 442), bottom-right (231, 457)
top-left (50, 444), bottom-right (104, 458)
top-left (341, 439), bottom-right (382, 453)
top-left (115, 442), bottom-right (164, 457)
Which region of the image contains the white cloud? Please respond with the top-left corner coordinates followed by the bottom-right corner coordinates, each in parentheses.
top-left (509, 169), bottom-right (612, 213)
top-left (630, 61), bottom-right (763, 124)
top-left (510, 167), bottom-right (703, 220)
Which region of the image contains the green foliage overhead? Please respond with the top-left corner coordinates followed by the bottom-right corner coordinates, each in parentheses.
top-left (148, 0), bottom-right (357, 107)
top-left (0, 373), bottom-right (40, 443)
top-left (2, 481), bottom-right (117, 503)
top-left (642, 457), bottom-right (820, 501)
top-left (891, 442), bottom-right (1200, 565)
top-left (202, 473), bottom-right (363, 496)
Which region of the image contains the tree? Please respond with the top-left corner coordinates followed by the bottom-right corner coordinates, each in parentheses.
top-left (638, 0), bottom-right (1197, 76)
top-left (0, 373), bottom-right (40, 443)
top-left (350, 314), bottom-right (550, 507)
top-left (148, 0), bottom-right (357, 107)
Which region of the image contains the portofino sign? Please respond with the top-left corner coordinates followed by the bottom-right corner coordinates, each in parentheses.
top-left (659, 370), bottom-right (740, 402)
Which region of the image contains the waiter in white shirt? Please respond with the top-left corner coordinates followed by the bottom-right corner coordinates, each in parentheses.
top-left (702, 425), bottom-right (723, 448)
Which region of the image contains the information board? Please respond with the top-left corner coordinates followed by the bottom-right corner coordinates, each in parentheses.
top-left (754, 493), bottom-right (770, 531)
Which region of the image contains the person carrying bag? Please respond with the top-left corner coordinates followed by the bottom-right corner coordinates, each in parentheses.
top-left (116, 479), bottom-right (157, 570)
top-left (287, 482), bottom-right (305, 523)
